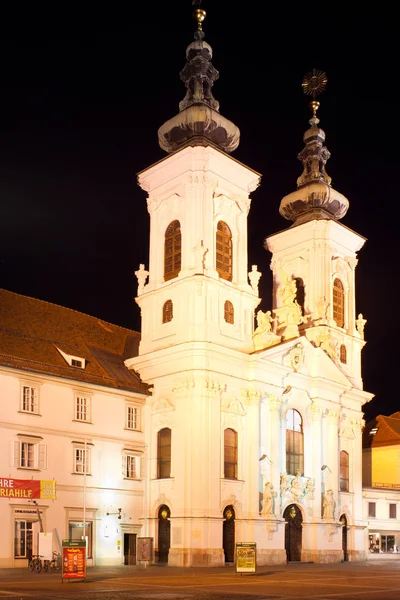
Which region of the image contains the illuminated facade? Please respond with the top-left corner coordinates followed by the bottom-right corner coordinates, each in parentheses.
top-left (0, 10), bottom-right (383, 568)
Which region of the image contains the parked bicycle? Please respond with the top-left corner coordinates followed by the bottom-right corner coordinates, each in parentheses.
top-left (28, 555), bottom-right (43, 573)
top-left (43, 551), bottom-right (61, 572)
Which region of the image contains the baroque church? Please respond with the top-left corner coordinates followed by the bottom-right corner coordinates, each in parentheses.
top-left (0, 7), bottom-right (375, 567)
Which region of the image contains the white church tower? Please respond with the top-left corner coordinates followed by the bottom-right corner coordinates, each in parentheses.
top-left (126, 12), bottom-right (373, 566)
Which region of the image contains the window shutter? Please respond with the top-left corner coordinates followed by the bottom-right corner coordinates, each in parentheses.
top-left (13, 441), bottom-right (20, 467)
top-left (39, 444), bottom-right (47, 470)
top-left (136, 456), bottom-right (141, 479)
top-left (122, 454), bottom-right (126, 477)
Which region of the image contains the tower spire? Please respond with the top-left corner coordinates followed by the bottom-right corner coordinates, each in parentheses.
top-left (158, 4), bottom-right (240, 154)
top-left (279, 69), bottom-right (349, 225)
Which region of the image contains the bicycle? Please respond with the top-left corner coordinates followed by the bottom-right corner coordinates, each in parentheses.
top-left (28, 555), bottom-right (43, 573)
top-left (43, 551), bottom-right (61, 572)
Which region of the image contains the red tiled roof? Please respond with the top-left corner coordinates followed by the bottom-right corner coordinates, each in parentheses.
top-left (363, 413), bottom-right (400, 448)
top-left (0, 288), bottom-right (148, 394)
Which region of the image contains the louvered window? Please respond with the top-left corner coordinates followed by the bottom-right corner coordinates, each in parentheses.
top-left (162, 300), bottom-right (173, 323)
top-left (333, 278), bottom-right (345, 328)
top-left (216, 221), bottom-right (232, 281)
top-left (224, 301), bottom-right (234, 324)
top-left (164, 221), bottom-right (181, 281)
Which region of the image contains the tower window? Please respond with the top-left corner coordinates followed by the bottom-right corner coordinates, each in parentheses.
top-left (286, 409), bottom-right (304, 475)
top-left (224, 301), bottom-right (234, 324)
top-left (224, 428), bottom-right (238, 479)
top-left (216, 221), bottom-right (232, 282)
top-left (162, 300), bottom-right (173, 324)
top-left (340, 450), bottom-right (349, 492)
top-left (340, 344), bottom-right (347, 364)
top-left (157, 428), bottom-right (171, 479)
top-left (295, 278), bottom-right (305, 315)
top-left (333, 278), bottom-right (345, 328)
top-left (164, 220), bottom-right (181, 281)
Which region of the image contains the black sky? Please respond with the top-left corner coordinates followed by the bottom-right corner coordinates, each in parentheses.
top-left (0, 4), bottom-right (397, 421)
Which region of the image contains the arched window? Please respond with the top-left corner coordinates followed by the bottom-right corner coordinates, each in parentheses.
top-left (162, 300), bottom-right (173, 324)
top-left (157, 428), bottom-right (171, 479)
top-left (333, 278), bottom-right (345, 328)
top-left (295, 278), bottom-right (305, 315)
top-left (286, 409), bottom-right (304, 475)
top-left (216, 221), bottom-right (232, 281)
top-left (164, 221), bottom-right (181, 281)
top-left (224, 428), bottom-right (238, 479)
top-left (340, 451), bottom-right (349, 492)
top-left (340, 344), bottom-right (347, 364)
top-left (224, 300), bottom-right (234, 324)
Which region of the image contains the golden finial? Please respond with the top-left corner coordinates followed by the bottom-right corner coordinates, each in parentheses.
top-left (194, 8), bottom-right (206, 30)
top-left (302, 69), bottom-right (327, 120)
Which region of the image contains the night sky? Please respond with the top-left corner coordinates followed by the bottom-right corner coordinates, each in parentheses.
top-left (0, 4), bottom-right (396, 421)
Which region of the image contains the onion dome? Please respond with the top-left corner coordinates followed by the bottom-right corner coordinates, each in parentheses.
top-left (279, 70), bottom-right (349, 225)
top-left (158, 8), bottom-right (240, 154)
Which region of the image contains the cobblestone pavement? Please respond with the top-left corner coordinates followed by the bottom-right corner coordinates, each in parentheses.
top-left (1, 560), bottom-right (400, 600)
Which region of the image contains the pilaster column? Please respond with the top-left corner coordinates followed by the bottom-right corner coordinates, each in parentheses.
top-left (310, 403), bottom-right (323, 518)
top-left (268, 395), bottom-right (283, 504)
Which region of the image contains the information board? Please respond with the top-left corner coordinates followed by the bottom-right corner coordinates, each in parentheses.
top-left (62, 540), bottom-right (86, 580)
top-left (235, 542), bottom-right (256, 573)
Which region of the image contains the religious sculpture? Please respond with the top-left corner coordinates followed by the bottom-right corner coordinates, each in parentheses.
top-left (277, 271), bottom-right (297, 307)
top-left (248, 265), bottom-right (262, 292)
top-left (280, 472), bottom-right (290, 496)
top-left (290, 470), bottom-right (303, 501)
top-left (305, 477), bottom-right (314, 500)
top-left (356, 313), bottom-right (367, 339)
top-left (322, 489), bottom-right (335, 520)
top-left (135, 264), bottom-right (149, 295)
top-left (253, 310), bottom-right (280, 351)
top-left (261, 482), bottom-right (276, 516)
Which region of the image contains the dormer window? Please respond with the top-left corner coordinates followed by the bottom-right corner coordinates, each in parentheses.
top-left (56, 347), bottom-right (86, 369)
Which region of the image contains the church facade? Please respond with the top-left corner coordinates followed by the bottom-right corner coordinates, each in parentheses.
top-left (0, 9), bottom-right (378, 567)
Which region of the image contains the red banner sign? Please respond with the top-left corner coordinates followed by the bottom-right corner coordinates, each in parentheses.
top-left (62, 543), bottom-right (86, 579)
top-left (0, 478), bottom-right (56, 499)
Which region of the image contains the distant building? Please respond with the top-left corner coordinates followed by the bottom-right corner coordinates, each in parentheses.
top-left (0, 9), bottom-right (381, 568)
top-left (363, 413), bottom-right (400, 556)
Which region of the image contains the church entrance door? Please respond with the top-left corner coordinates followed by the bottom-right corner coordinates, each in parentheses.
top-left (340, 514), bottom-right (348, 562)
top-left (283, 504), bottom-right (302, 562)
top-left (223, 505), bottom-right (235, 563)
top-left (158, 505), bottom-right (171, 564)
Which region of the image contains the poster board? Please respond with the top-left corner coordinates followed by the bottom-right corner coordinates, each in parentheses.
top-left (62, 540), bottom-right (86, 580)
top-left (235, 542), bottom-right (257, 573)
top-left (38, 532), bottom-right (53, 561)
top-left (137, 537), bottom-right (153, 562)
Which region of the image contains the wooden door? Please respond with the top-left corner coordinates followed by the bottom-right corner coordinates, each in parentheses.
top-left (340, 515), bottom-right (348, 562)
top-left (283, 504), bottom-right (302, 562)
top-left (223, 505), bottom-right (235, 563)
top-left (123, 534), bottom-right (137, 565)
top-left (158, 505), bottom-right (171, 563)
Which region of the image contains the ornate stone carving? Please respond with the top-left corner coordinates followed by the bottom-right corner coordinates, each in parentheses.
top-left (268, 395), bottom-right (283, 412)
top-left (315, 329), bottom-right (338, 360)
top-left (241, 388), bottom-right (262, 403)
top-left (194, 240), bottom-right (209, 272)
top-left (305, 478), bottom-right (315, 500)
top-left (253, 309), bottom-right (281, 350)
top-left (172, 378), bottom-right (195, 394)
top-left (221, 397), bottom-right (246, 416)
top-left (277, 270), bottom-right (297, 307)
top-left (290, 470), bottom-right (304, 502)
top-left (152, 397), bottom-right (175, 413)
top-left (339, 425), bottom-right (356, 440)
top-left (288, 343), bottom-right (304, 372)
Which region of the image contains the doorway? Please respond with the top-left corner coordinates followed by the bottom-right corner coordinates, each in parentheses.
top-left (283, 504), bottom-right (302, 562)
top-left (223, 505), bottom-right (235, 563)
top-left (123, 533), bottom-right (137, 565)
top-left (340, 514), bottom-right (348, 561)
top-left (157, 505), bottom-right (171, 564)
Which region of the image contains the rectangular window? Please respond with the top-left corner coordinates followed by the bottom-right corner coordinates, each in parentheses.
top-left (286, 430), bottom-right (304, 475)
top-left (74, 448), bottom-right (91, 474)
top-left (14, 520), bottom-right (33, 558)
top-left (126, 405), bottom-right (140, 431)
top-left (75, 396), bottom-right (90, 422)
top-left (368, 502), bottom-right (376, 518)
top-left (381, 534), bottom-right (395, 553)
top-left (14, 440), bottom-right (46, 470)
top-left (389, 503), bottom-right (397, 519)
top-left (21, 386), bottom-right (39, 414)
top-left (68, 521), bottom-right (92, 558)
top-left (124, 454), bottom-right (139, 479)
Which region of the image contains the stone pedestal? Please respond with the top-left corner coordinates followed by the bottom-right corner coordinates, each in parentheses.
top-left (168, 548), bottom-right (225, 567)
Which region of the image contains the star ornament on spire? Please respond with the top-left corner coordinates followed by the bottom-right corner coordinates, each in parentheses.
top-left (301, 69), bottom-right (328, 99)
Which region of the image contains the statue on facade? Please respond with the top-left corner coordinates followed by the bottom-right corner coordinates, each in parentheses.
top-left (280, 472), bottom-right (290, 496)
top-left (322, 489), bottom-right (335, 520)
top-left (290, 470), bottom-right (303, 501)
top-left (248, 265), bottom-right (262, 292)
top-left (356, 313), bottom-right (367, 340)
top-left (253, 310), bottom-right (280, 351)
top-left (305, 477), bottom-right (314, 500)
top-left (135, 264), bottom-right (149, 295)
top-left (261, 482), bottom-right (276, 516)
top-left (277, 271), bottom-right (297, 307)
